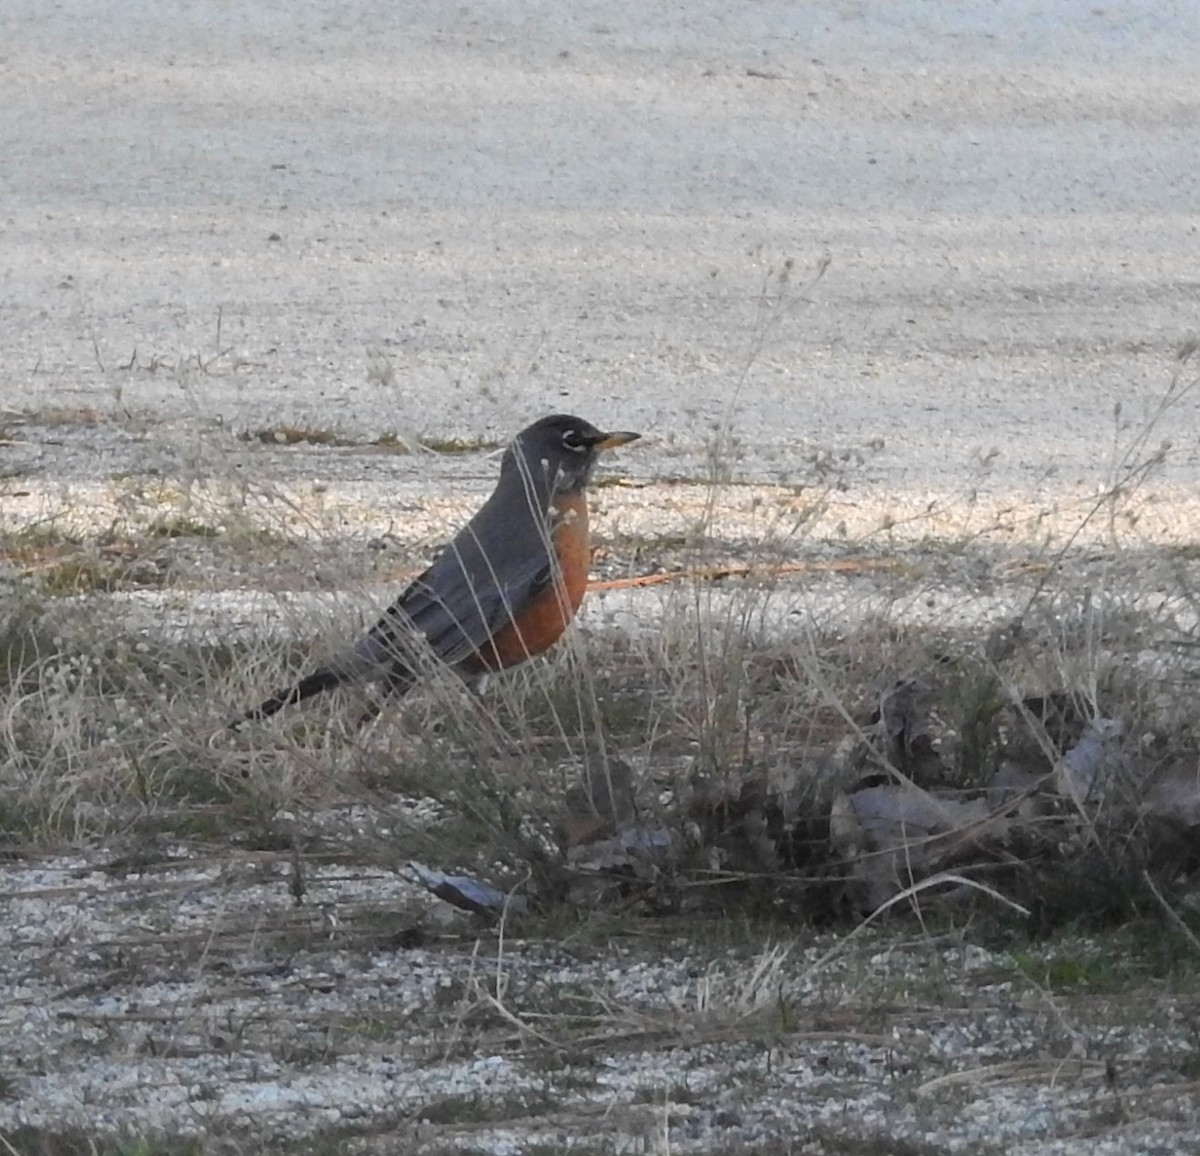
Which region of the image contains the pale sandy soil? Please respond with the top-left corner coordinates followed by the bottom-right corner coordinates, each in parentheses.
top-left (3, 2), bottom-right (1200, 1152)
top-left (4, 852), bottom-right (1198, 1156)
top-left (3, 0), bottom-right (1200, 502)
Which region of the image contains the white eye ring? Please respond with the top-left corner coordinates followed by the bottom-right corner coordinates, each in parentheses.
top-left (561, 428), bottom-right (588, 452)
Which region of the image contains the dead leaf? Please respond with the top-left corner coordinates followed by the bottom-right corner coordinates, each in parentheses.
top-left (988, 759), bottom-right (1050, 818)
top-left (561, 755), bottom-right (637, 848)
top-left (1053, 718), bottom-right (1126, 805)
top-left (567, 825), bottom-right (673, 873)
top-left (1143, 760), bottom-right (1200, 830)
top-left (408, 862), bottom-right (528, 917)
top-left (873, 677), bottom-right (946, 782)
top-left (832, 784), bottom-right (1006, 911)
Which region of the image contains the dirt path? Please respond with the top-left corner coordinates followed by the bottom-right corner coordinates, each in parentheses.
top-left (3, 0), bottom-right (1200, 500)
top-left (5, 851), bottom-right (1198, 1154)
top-left (4, 3), bottom-right (1200, 1152)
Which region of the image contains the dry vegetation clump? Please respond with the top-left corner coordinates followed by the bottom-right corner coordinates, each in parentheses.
top-left (2, 355), bottom-right (1200, 962)
top-left (4, 342), bottom-right (1200, 1154)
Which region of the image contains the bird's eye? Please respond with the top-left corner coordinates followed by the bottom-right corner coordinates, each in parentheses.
top-left (561, 428), bottom-right (588, 452)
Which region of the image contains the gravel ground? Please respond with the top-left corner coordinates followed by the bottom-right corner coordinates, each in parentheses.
top-left (4, 0), bottom-right (1200, 500)
top-left (5, 2), bottom-right (1200, 1152)
top-left (3, 850), bottom-right (1199, 1154)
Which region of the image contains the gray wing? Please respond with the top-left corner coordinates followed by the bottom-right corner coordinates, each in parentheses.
top-left (350, 488), bottom-right (555, 678)
top-left (237, 475), bottom-right (554, 723)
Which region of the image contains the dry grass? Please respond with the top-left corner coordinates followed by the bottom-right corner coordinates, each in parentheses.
top-left (2, 362), bottom-right (1199, 931)
top-left (3, 318), bottom-right (1200, 1150)
top-left (3, 857), bottom-right (1196, 1153)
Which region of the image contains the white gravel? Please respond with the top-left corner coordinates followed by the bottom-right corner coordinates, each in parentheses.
top-left (5, 1), bottom-right (1200, 1150)
top-left (4, 852), bottom-right (1199, 1152)
top-left (3, 0), bottom-right (1200, 502)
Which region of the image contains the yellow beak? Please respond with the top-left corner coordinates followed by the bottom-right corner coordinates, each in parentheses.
top-left (596, 430), bottom-right (641, 451)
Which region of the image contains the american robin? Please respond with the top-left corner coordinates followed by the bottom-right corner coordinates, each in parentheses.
top-left (238, 414), bottom-right (640, 724)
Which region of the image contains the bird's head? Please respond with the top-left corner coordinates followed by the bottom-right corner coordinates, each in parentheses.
top-left (503, 414), bottom-right (640, 494)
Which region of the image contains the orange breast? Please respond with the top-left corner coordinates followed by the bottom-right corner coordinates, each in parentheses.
top-left (467, 492), bottom-right (590, 672)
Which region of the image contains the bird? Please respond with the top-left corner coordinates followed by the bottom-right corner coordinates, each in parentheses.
top-left (237, 414), bottom-right (640, 725)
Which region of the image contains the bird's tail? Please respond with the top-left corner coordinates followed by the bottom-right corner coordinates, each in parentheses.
top-left (233, 612), bottom-right (423, 729)
top-left (234, 666), bottom-right (345, 727)
top-left (233, 647), bottom-right (418, 729)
